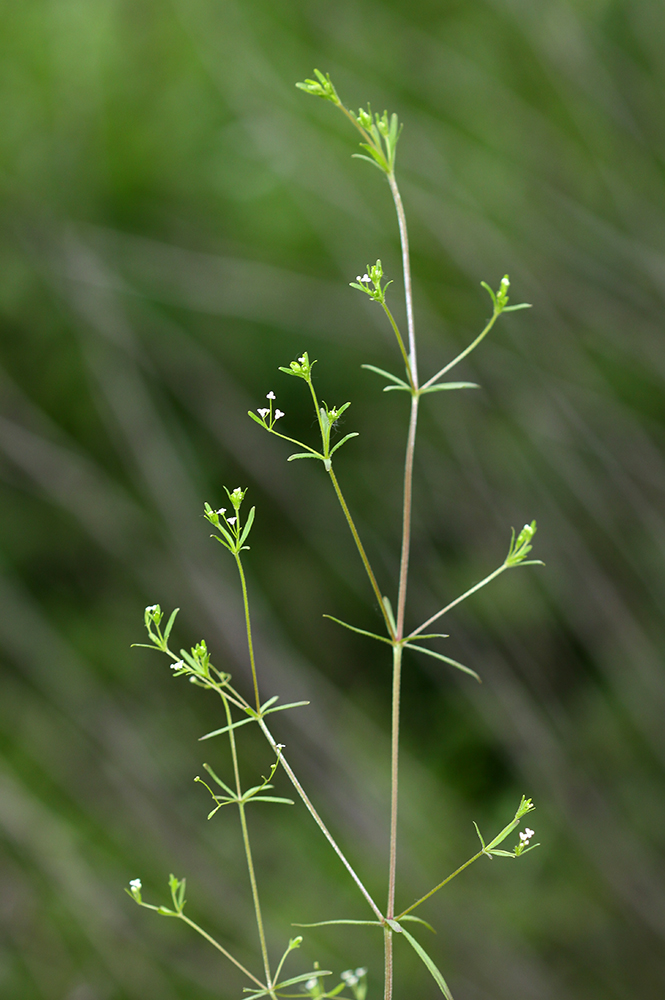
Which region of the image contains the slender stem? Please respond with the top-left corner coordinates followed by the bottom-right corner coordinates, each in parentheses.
top-left (221, 692), bottom-right (273, 990)
top-left (422, 311), bottom-right (499, 390)
top-left (259, 718), bottom-right (385, 922)
top-left (381, 302), bottom-right (415, 390)
top-left (387, 173), bottom-right (417, 385)
top-left (178, 913), bottom-right (266, 988)
top-left (234, 553), bottom-right (261, 712)
top-left (238, 802), bottom-right (274, 992)
top-left (386, 644), bottom-right (402, 922)
top-left (407, 563), bottom-right (507, 640)
top-left (396, 850), bottom-right (484, 919)
top-left (395, 395), bottom-right (419, 641)
top-left (383, 925), bottom-right (394, 1000)
top-left (328, 466), bottom-right (395, 639)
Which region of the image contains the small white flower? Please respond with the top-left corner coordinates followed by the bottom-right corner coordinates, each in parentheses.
top-left (233, 487), bottom-right (242, 493)
top-left (304, 979), bottom-right (318, 991)
top-left (298, 355), bottom-right (306, 363)
top-left (341, 970), bottom-right (358, 985)
top-left (170, 660), bottom-right (184, 671)
top-left (276, 743), bottom-right (286, 750)
top-left (227, 517), bottom-right (237, 526)
top-left (362, 273), bottom-right (370, 282)
top-left (274, 409), bottom-right (284, 420)
top-left (129, 879), bottom-right (142, 890)
top-left (519, 827), bottom-right (535, 843)
top-left (146, 605), bottom-right (158, 614)
top-left (267, 391), bottom-right (276, 400)
top-left (355, 968), bottom-right (367, 977)
top-left (257, 408), bottom-right (269, 418)
top-left (217, 508), bottom-right (226, 515)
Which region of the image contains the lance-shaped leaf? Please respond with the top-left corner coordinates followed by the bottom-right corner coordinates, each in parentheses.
top-left (404, 643), bottom-right (481, 682)
top-left (238, 506), bottom-right (256, 548)
top-left (329, 432), bottom-right (359, 456)
top-left (292, 919), bottom-right (382, 928)
top-left (419, 382), bottom-right (479, 395)
top-left (199, 716), bottom-right (256, 741)
top-left (243, 970), bottom-right (331, 998)
top-left (397, 926), bottom-right (454, 1000)
top-left (361, 364), bottom-right (410, 389)
top-left (323, 615), bottom-right (393, 644)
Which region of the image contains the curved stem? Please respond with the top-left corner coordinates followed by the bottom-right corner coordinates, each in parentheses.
top-left (396, 851), bottom-right (484, 919)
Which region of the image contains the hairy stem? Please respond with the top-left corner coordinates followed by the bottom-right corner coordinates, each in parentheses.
top-left (259, 718), bottom-right (385, 922)
top-left (384, 925), bottom-right (394, 1000)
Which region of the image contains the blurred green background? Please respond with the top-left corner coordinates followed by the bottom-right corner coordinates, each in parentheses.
top-left (2, 0), bottom-right (665, 997)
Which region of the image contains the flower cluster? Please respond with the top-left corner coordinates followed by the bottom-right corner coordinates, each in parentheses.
top-left (514, 826), bottom-right (536, 856)
top-left (255, 391), bottom-right (284, 430)
top-left (128, 878), bottom-right (142, 902)
top-left (279, 352), bottom-right (315, 380)
top-left (341, 967), bottom-right (368, 999)
top-left (349, 259), bottom-right (391, 304)
top-left (295, 69), bottom-right (340, 104)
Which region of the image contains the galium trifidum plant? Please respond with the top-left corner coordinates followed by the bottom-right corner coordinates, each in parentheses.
top-left (127, 70), bottom-right (542, 1000)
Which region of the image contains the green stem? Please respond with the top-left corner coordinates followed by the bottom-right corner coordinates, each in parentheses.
top-left (386, 644), bottom-right (402, 922)
top-left (220, 691), bottom-right (273, 991)
top-left (259, 718), bottom-right (385, 922)
top-left (327, 466), bottom-right (395, 639)
top-left (422, 310), bottom-right (499, 390)
top-left (381, 301), bottom-right (415, 390)
top-left (396, 850), bottom-right (484, 919)
top-left (407, 563), bottom-right (507, 640)
top-left (234, 553), bottom-right (261, 713)
top-left (177, 913), bottom-right (266, 988)
top-left (387, 172), bottom-right (417, 383)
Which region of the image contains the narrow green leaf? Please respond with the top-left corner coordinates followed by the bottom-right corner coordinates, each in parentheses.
top-left (361, 364), bottom-right (409, 388)
top-left (244, 970), bottom-right (332, 997)
top-left (502, 302), bottom-right (532, 311)
top-left (263, 700), bottom-right (310, 715)
top-left (287, 452), bottom-right (321, 461)
top-left (382, 596), bottom-right (397, 634)
top-left (163, 607), bottom-right (180, 644)
top-left (202, 762), bottom-right (234, 795)
top-left (351, 153), bottom-right (387, 171)
top-left (248, 410), bottom-right (268, 426)
top-left (415, 633), bottom-right (449, 639)
top-left (480, 281), bottom-right (497, 307)
top-left (245, 796), bottom-right (295, 805)
top-left (259, 695), bottom-right (279, 712)
top-left (198, 716), bottom-right (255, 741)
top-left (473, 821), bottom-right (487, 850)
top-left (329, 432), bottom-right (359, 456)
top-left (399, 926), bottom-right (454, 999)
top-left (323, 615), bottom-right (393, 644)
top-left (400, 915), bottom-right (436, 933)
top-left (238, 506), bottom-right (256, 548)
top-left (405, 644), bottom-right (481, 683)
top-left (292, 919), bottom-right (382, 928)
top-left (420, 382), bottom-right (479, 395)
top-left (383, 384), bottom-right (411, 392)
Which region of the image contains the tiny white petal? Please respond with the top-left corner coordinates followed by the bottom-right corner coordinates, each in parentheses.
top-left (217, 508), bottom-right (226, 515)
top-left (266, 391), bottom-right (276, 399)
top-left (304, 979), bottom-right (317, 991)
top-left (362, 273), bottom-right (370, 282)
top-left (274, 409), bottom-right (284, 419)
top-left (257, 408), bottom-right (269, 418)
top-left (298, 356), bottom-right (306, 363)
top-left (355, 968), bottom-right (367, 977)
top-left (129, 879), bottom-right (142, 890)
top-left (227, 517), bottom-right (237, 526)
top-left (170, 660), bottom-right (184, 671)
top-left (356, 275), bottom-right (363, 281)
top-left (525, 827), bottom-right (534, 837)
